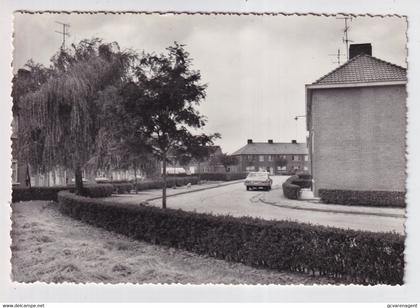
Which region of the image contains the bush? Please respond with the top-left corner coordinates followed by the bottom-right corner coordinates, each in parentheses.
top-left (282, 175), bottom-right (312, 199)
top-left (12, 186), bottom-right (69, 202)
top-left (12, 184), bottom-right (114, 202)
top-left (134, 176), bottom-right (200, 191)
top-left (113, 183), bottom-right (133, 194)
top-left (57, 191), bottom-right (405, 285)
top-left (199, 173), bottom-right (247, 181)
top-left (82, 184), bottom-right (114, 198)
top-left (318, 189), bottom-right (406, 208)
top-left (282, 176), bottom-right (300, 199)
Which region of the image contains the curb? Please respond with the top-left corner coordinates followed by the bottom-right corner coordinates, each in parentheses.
top-left (145, 179), bottom-right (245, 201)
top-left (259, 194), bottom-right (405, 219)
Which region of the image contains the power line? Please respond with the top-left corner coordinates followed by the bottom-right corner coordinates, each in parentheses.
top-left (55, 21), bottom-right (70, 50)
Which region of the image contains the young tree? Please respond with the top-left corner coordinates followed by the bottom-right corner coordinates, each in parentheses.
top-left (218, 153), bottom-right (239, 172)
top-left (275, 157), bottom-right (288, 174)
top-left (128, 42), bottom-right (220, 208)
top-left (17, 39), bottom-right (134, 194)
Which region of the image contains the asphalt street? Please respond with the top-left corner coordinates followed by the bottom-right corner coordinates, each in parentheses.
top-left (145, 176), bottom-right (405, 234)
top-left (106, 176), bottom-right (405, 234)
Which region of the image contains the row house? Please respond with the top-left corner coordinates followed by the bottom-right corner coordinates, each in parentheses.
top-left (231, 139), bottom-right (308, 175)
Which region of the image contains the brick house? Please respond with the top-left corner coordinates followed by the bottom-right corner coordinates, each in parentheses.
top-left (306, 44), bottom-right (407, 196)
top-left (231, 139), bottom-right (308, 175)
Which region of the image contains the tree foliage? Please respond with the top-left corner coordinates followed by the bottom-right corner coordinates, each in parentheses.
top-left (17, 39), bottom-right (135, 194)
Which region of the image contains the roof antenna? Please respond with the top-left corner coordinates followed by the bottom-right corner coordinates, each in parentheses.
top-left (329, 48), bottom-right (342, 65)
top-left (337, 16), bottom-right (353, 61)
top-left (55, 21), bottom-right (70, 50)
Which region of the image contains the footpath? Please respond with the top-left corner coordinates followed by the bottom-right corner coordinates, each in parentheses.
top-left (260, 186), bottom-right (405, 219)
top-left (107, 179), bottom-right (245, 204)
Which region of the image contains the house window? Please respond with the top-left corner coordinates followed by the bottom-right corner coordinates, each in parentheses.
top-left (304, 166), bottom-right (308, 171)
top-left (246, 166), bottom-right (255, 172)
top-left (292, 155), bottom-right (299, 161)
top-left (259, 155), bottom-right (264, 162)
top-left (12, 160), bottom-right (18, 184)
top-left (277, 166), bottom-right (287, 171)
top-left (304, 155), bottom-right (308, 161)
top-left (247, 155), bottom-right (253, 161)
top-left (268, 155), bottom-right (273, 162)
top-left (293, 165), bottom-right (299, 170)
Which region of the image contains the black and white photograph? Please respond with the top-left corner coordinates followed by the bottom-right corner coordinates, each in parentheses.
top-left (2, 0), bottom-right (420, 305)
top-left (8, 11), bottom-right (409, 287)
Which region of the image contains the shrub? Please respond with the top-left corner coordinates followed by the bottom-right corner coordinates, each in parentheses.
top-left (82, 184), bottom-right (114, 198)
top-left (282, 176), bottom-right (300, 199)
top-left (12, 184), bottom-right (114, 202)
top-left (112, 183), bottom-right (133, 194)
top-left (12, 186), bottom-right (69, 202)
top-left (134, 176), bottom-right (199, 191)
top-left (57, 191), bottom-right (405, 285)
top-left (199, 173), bottom-right (247, 181)
top-left (318, 189), bottom-right (406, 208)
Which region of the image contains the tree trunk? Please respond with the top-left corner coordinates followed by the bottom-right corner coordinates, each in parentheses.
top-left (197, 161), bottom-right (201, 184)
top-left (74, 162), bottom-right (84, 196)
top-left (162, 153), bottom-right (167, 209)
top-left (134, 163), bottom-right (138, 194)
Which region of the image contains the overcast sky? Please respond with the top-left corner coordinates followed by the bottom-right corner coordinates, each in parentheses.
top-left (13, 13), bottom-right (407, 153)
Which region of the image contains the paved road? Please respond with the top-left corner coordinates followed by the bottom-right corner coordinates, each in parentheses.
top-left (143, 176), bottom-right (405, 234)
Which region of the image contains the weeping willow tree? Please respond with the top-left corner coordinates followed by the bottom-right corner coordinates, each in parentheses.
top-left (18, 39), bottom-right (135, 194)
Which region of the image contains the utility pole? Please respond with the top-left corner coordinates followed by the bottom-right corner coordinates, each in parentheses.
top-left (337, 16), bottom-right (353, 60)
top-left (329, 48), bottom-right (342, 65)
top-left (55, 21), bottom-right (70, 50)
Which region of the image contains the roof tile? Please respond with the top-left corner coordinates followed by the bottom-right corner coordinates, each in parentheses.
top-left (231, 143), bottom-right (308, 156)
top-left (313, 54), bottom-right (406, 85)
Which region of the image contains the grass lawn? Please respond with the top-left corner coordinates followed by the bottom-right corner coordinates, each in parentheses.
top-left (10, 200), bottom-right (340, 284)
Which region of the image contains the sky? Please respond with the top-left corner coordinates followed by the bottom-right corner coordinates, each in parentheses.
top-left (13, 13), bottom-right (407, 153)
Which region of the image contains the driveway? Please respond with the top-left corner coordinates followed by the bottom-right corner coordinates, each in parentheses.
top-left (109, 176), bottom-right (405, 234)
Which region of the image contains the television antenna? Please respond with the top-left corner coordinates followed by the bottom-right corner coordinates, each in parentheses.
top-left (337, 16), bottom-right (353, 60)
top-left (55, 21), bottom-right (70, 50)
top-left (329, 48), bottom-right (342, 65)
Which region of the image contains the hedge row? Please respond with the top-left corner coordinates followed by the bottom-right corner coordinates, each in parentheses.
top-left (96, 177), bottom-right (200, 194)
top-left (57, 191), bottom-right (405, 285)
top-left (12, 184), bottom-right (114, 202)
top-left (318, 189), bottom-right (406, 208)
top-left (282, 174), bottom-right (312, 200)
top-left (134, 176), bottom-right (200, 191)
top-left (199, 173), bottom-right (247, 181)
top-left (12, 186), bottom-right (69, 202)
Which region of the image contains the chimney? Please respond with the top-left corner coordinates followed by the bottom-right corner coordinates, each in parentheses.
top-left (349, 43), bottom-right (372, 59)
top-left (268, 139), bottom-right (273, 144)
top-left (291, 140), bottom-right (297, 144)
top-left (247, 139), bottom-right (253, 144)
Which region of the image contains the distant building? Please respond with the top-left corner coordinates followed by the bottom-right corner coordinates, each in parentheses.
top-left (231, 139), bottom-right (308, 175)
top-left (306, 43), bottom-right (407, 196)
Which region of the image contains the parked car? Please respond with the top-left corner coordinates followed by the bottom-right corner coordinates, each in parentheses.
top-left (244, 171), bottom-right (272, 191)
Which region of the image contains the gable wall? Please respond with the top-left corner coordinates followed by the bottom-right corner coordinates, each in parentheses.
top-left (311, 85), bottom-right (406, 194)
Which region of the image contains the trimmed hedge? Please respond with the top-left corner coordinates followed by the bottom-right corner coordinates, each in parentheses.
top-left (12, 184), bottom-right (114, 202)
top-left (282, 174), bottom-right (312, 200)
top-left (199, 173), bottom-right (247, 181)
top-left (319, 189), bottom-right (406, 208)
top-left (57, 191), bottom-right (405, 285)
top-left (12, 186), bottom-right (69, 202)
top-left (135, 176), bottom-right (200, 191)
top-left (81, 184), bottom-right (114, 198)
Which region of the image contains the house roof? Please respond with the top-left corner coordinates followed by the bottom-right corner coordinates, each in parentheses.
top-left (312, 53), bottom-right (407, 85)
top-left (231, 142), bottom-right (308, 156)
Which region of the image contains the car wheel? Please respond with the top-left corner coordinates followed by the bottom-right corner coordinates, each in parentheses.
top-left (246, 186), bottom-right (249, 191)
